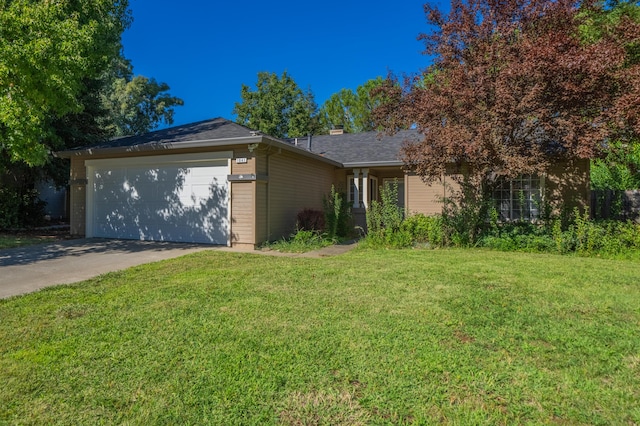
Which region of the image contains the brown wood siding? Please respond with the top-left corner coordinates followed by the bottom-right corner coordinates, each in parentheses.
top-left (230, 148), bottom-right (255, 175)
top-left (255, 151), bottom-right (268, 176)
top-left (406, 174), bottom-right (447, 215)
top-left (228, 149), bottom-right (258, 246)
top-left (230, 181), bottom-right (255, 244)
top-left (268, 151), bottom-right (336, 240)
top-left (332, 169), bottom-right (349, 194)
top-left (255, 181), bottom-right (268, 243)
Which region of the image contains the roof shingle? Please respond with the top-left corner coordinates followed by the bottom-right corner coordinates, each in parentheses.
top-left (287, 129), bottom-right (421, 165)
top-left (62, 117), bottom-right (422, 167)
top-left (80, 118), bottom-right (255, 150)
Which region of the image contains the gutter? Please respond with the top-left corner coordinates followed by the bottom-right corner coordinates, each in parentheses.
top-left (54, 135), bottom-right (343, 168)
top-left (342, 160), bottom-right (404, 168)
top-left (54, 136), bottom-right (265, 158)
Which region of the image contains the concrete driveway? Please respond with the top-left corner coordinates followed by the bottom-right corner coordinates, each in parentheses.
top-left (0, 239), bottom-right (212, 299)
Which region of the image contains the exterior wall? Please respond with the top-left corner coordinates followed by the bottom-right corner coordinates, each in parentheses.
top-left (267, 150), bottom-right (337, 241)
top-left (66, 142), bottom-right (590, 247)
top-left (545, 159), bottom-right (590, 216)
top-left (67, 146), bottom-right (258, 246)
top-left (229, 147), bottom-right (257, 246)
top-left (333, 169), bottom-right (349, 194)
top-left (404, 160), bottom-right (590, 218)
top-left (254, 152), bottom-right (269, 244)
top-left (69, 156), bottom-right (87, 235)
top-left (230, 181), bottom-right (255, 245)
top-left (406, 174), bottom-right (460, 216)
top-left (255, 181), bottom-right (269, 243)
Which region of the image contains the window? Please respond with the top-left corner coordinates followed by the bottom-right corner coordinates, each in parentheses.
top-left (382, 178), bottom-right (405, 210)
top-left (493, 175), bottom-right (543, 221)
top-left (369, 176), bottom-right (378, 204)
top-left (348, 175), bottom-right (379, 208)
top-left (347, 175), bottom-right (363, 207)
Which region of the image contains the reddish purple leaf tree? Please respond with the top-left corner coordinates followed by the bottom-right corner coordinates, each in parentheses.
top-left (376, 0), bottom-right (640, 192)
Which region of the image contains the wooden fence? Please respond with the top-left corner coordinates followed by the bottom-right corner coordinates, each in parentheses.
top-left (590, 190), bottom-right (640, 221)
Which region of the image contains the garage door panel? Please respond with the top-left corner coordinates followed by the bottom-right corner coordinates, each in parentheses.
top-left (89, 160), bottom-right (229, 245)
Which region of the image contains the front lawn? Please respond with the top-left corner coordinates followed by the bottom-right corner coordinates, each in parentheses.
top-left (1, 249), bottom-right (638, 424)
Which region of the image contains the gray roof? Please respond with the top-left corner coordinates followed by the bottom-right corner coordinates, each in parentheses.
top-left (58, 117), bottom-right (422, 167)
top-left (288, 129), bottom-right (422, 165)
top-left (76, 118), bottom-right (256, 150)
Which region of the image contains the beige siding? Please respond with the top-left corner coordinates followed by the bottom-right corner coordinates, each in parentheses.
top-left (545, 159), bottom-right (590, 216)
top-left (255, 151), bottom-right (268, 176)
top-left (229, 148), bottom-right (257, 246)
top-left (255, 181), bottom-right (268, 243)
top-left (332, 169), bottom-right (349, 194)
top-left (231, 148), bottom-right (255, 175)
top-left (230, 181), bottom-right (255, 244)
top-left (268, 151), bottom-right (336, 240)
top-left (406, 174), bottom-right (451, 215)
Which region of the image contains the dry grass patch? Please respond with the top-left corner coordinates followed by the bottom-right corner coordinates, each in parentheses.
top-left (279, 389), bottom-right (369, 426)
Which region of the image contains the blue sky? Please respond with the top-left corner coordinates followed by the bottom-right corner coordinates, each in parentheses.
top-left (121, 0), bottom-right (441, 128)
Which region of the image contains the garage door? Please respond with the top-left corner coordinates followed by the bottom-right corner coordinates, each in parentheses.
top-left (86, 153), bottom-right (231, 245)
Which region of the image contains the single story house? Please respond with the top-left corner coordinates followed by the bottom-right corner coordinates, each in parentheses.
top-left (56, 117), bottom-right (590, 249)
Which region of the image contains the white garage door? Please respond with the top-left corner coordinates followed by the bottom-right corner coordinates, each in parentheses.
top-left (86, 153), bottom-right (231, 245)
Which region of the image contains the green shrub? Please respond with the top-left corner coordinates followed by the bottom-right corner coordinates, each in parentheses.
top-left (360, 228), bottom-right (412, 249)
top-left (366, 180), bottom-right (404, 235)
top-left (0, 188), bottom-right (22, 229)
top-left (323, 185), bottom-right (351, 239)
top-left (364, 180), bottom-right (408, 248)
top-left (400, 214), bottom-right (444, 247)
top-left (476, 206), bottom-right (640, 258)
top-left (0, 188), bottom-right (46, 230)
top-left (265, 229), bottom-right (333, 253)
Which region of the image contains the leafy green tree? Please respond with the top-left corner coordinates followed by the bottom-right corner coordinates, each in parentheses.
top-left (591, 142), bottom-right (640, 190)
top-left (318, 77), bottom-right (385, 133)
top-left (580, 0), bottom-right (640, 190)
top-left (233, 71), bottom-right (318, 138)
top-left (100, 58), bottom-right (184, 137)
top-left (0, 1), bottom-right (184, 228)
top-left (0, 0), bottom-right (130, 166)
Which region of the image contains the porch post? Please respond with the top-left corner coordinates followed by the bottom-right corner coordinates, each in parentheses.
top-left (353, 168), bottom-right (360, 208)
top-left (362, 168), bottom-right (369, 209)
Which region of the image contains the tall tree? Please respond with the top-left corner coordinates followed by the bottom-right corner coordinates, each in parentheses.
top-left (0, 1), bottom-right (184, 228)
top-left (233, 71), bottom-right (318, 138)
top-left (581, 0), bottom-right (640, 190)
top-left (100, 57), bottom-right (184, 137)
top-left (375, 0), bottom-right (640, 191)
top-left (0, 0), bottom-right (130, 166)
top-left (319, 77), bottom-right (385, 133)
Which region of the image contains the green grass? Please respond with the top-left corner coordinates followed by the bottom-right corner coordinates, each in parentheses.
top-left (1, 249), bottom-right (639, 425)
top-left (262, 229), bottom-right (335, 253)
top-left (0, 234), bottom-right (53, 249)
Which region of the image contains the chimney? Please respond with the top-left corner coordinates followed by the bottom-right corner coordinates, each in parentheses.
top-left (307, 134), bottom-right (312, 151)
